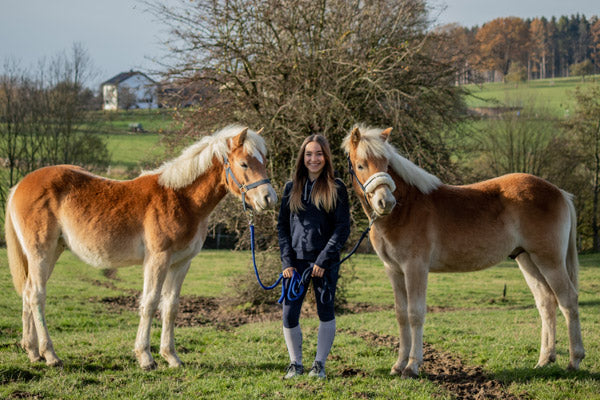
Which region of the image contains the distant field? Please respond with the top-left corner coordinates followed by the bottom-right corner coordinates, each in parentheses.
top-left (465, 75), bottom-right (600, 116)
top-left (104, 133), bottom-right (163, 170)
top-left (83, 108), bottom-right (180, 135)
top-left (93, 77), bottom-right (600, 170)
top-left (80, 109), bottom-right (181, 171)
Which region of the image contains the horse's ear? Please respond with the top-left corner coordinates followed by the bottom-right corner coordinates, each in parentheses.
top-left (255, 127), bottom-right (264, 135)
top-left (381, 127), bottom-right (392, 141)
top-left (350, 127), bottom-right (361, 147)
top-left (235, 127), bottom-right (248, 147)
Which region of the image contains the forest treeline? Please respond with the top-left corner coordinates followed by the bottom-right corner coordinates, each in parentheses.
top-left (441, 14), bottom-right (600, 83)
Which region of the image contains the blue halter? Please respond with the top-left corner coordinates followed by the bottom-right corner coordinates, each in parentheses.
top-left (223, 155), bottom-right (272, 213)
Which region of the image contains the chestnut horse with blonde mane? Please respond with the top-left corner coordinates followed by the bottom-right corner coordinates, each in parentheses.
top-left (343, 125), bottom-right (584, 378)
top-left (5, 125), bottom-right (277, 370)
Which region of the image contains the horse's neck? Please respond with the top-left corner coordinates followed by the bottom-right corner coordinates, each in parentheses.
top-left (388, 166), bottom-right (419, 202)
top-left (181, 163), bottom-right (229, 217)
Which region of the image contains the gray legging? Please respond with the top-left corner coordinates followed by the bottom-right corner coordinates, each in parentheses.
top-left (282, 259), bottom-right (339, 328)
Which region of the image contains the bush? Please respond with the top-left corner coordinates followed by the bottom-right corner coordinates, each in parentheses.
top-left (505, 62), bottom-right (527, 83)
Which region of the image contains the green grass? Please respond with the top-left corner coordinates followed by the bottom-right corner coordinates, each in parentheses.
top-left (1, 249), bottom-right (599, 399)
top-left (104, 133), bottom-right (163, 170)
top-left (80, 109), bottom-right (180, 171)
top-left (83, 109), bottom-right (180, 135)
top-left (465, 75), bottom-right (600, 116)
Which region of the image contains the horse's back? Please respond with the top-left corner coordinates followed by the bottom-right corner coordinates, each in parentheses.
top-left (427, 173), bottom-right (570, 271)
top-left (11, 165), bottom-right (90, 214)
top-left (9, 166), bottom-right (148, 265)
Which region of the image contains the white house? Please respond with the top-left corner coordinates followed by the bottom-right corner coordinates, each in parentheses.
top-left (101, 71), bottom-right (158, 110)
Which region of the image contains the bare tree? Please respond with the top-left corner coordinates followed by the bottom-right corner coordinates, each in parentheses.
top-left (148, 0), bottom-right (466, 172)
top-left (146, 0), bottom-right (468, 250)
top-left (0, 47), bottom-right (110, 232)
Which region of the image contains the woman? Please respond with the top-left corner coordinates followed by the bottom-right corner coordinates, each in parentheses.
top-left (277, 134), bottom-right (351, 379)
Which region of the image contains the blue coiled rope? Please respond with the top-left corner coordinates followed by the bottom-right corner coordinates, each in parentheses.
top-left (250, 215), bottom-right (375, 304)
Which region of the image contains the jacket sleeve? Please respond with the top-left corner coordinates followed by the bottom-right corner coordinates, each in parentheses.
top-left (277, 182), bottom-right (296, 269)
top-left (315, 179), bottom-right (351, 269)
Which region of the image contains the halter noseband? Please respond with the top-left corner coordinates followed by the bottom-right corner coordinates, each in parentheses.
top-left (347, 156), bottom-right (396, 207)
top-left (223, 155), bottom-right (271, 213)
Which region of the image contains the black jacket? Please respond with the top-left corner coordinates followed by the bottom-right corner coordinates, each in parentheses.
top-left (277, 178), bottom-right (351, 270)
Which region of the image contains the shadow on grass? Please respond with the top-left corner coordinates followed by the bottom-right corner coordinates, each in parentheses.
top-left (579, 299), bottom-right (600, 308)
top-left (494, 364), bottom-right (600, 383)
top-left (0, 365), bottom-right (41, 384)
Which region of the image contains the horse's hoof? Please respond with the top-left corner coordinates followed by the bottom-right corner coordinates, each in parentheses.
top-left (535, 354), bottom-right (556, 368)
top-left (26, 352), bottom-right (43, 363)
top-left (141, 360), bottom-right (157, 371)
top-left (390, 367), bottom-right (401, 376)
top-left (401, 368), bottom-right (419, 379)
top-left (567, 362), bottom-right (580, 371)
top-left (46, 358), bottom-right (63, 368)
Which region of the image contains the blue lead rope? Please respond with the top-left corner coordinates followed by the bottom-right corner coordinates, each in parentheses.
top-left (249, 215), bottom-right (375, 304)
top-left (250, 224), bottom-right (305, 303)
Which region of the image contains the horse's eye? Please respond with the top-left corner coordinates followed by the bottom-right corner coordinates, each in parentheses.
top-left (240, 162), bottom-right (248, 169)
top-left (357, 164), bottom-right (365, 170)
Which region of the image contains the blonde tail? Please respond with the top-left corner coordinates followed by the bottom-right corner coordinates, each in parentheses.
top-left (5, 188), bottom-right (28, 296)
top-left (562, 190), bottom-right (579, 291)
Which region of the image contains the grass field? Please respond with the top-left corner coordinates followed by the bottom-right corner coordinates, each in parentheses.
top-left (465, 75), bottom-right (600, 116)
top-left (1, 249), bottom-right (599, 399)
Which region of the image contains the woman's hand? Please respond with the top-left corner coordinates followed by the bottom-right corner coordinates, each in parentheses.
top-left (312, 264), bottom-right (325, 278)
top-left (282, 267), bottom-right (296, 278)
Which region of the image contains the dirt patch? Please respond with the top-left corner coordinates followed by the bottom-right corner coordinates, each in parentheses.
top-left (340, 329), bottom-right (526, 400)
top-left (5, 391), bottom-right (44, 399)
top-left (97, 295), bottom-right (280, 329)
top-left (96, 294), bottom-right (527, 398)
top-left (97, 295), bottom-right (394, 329)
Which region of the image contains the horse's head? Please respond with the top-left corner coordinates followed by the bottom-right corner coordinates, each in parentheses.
top-left (224, 127), bottom-right (278, 212)
top-left (343, 126), bottom-right (397, 216)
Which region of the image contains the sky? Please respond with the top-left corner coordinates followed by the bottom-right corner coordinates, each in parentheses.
top-left (1, 0), bottom-right (598, 90)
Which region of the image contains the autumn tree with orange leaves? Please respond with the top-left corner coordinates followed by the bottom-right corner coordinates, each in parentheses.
top-left (474, 17), bottom-right (530, 80)
top-left (529, 18), bottom-right (549, 79)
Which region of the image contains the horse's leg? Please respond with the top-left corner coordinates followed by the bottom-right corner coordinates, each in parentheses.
top-left (515, 253), bottom-right (557, 367)
top-left (530, 253), bottom-right (585, 370)
top-left (401, 263), bottom-right (428, 378)
top-left (21, 297), bottom-right (41, 362)
top-left (23, 250), bottom-right (62, 367)
top-left (159, 259), bottom-right (192, 368)
top-left (135, 252), bottom-right (170, 370)
top-left (384, 263), bottom-right (411, 376)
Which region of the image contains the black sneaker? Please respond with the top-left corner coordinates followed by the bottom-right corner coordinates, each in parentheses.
top-left (283, 363), bottom-right (304, 379)
top-left (308, 361), bottom-right (326, 379)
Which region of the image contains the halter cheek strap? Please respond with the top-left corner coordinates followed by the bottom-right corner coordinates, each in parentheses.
top-left (223, 155), bottom-right (271, 212)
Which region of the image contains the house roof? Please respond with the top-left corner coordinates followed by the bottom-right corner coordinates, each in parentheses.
top-left (101, 70), bottom-right (156, 86)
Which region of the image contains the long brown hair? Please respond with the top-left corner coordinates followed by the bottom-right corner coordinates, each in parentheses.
top-left (289, 135), bottom-right (338, 213)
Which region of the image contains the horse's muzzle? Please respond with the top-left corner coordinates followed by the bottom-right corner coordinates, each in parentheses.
top-left (252, 186), bottom-right (278, 211)
top-left (370, 187), bottom-right (396, 216)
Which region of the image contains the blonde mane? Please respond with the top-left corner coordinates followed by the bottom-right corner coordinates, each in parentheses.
top-left (342, 125), bottom-right (441, 194)
top-left (145, 125), bottom-right (268, 189)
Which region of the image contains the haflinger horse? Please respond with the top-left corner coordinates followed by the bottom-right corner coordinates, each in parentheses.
top-left (343, 125), bottom-right (584, 378)
top-left (5, 125), bottom-right (277, 370)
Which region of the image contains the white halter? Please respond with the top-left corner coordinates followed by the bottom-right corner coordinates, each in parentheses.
top-left (362, 172), bottom-right (396, 194)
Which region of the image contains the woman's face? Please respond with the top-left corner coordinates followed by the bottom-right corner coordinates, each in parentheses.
top-left (304, 140), bottom-right (326, 179)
